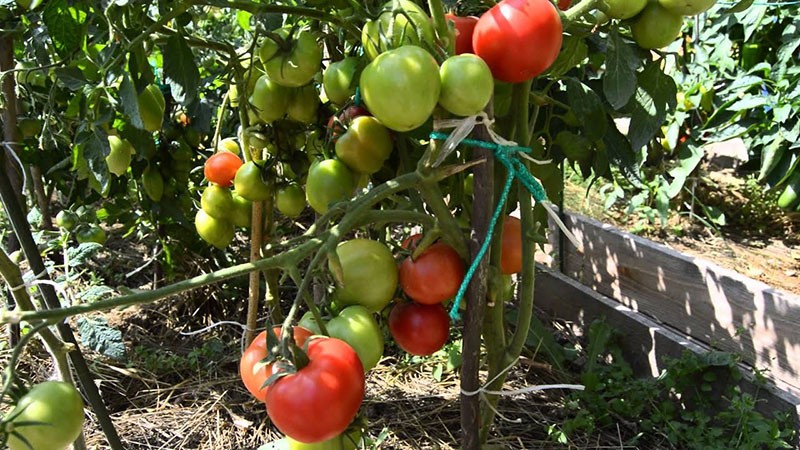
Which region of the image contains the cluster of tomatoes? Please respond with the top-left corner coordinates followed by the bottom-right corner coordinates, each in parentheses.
top-left (607, 0), bottom-right (718, 49)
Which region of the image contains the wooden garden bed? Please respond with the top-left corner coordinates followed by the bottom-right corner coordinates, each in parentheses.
top-left (538, 210), bottom-right (800, 428)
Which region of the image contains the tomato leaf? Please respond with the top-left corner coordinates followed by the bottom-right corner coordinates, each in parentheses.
top-left (759, 133), bottom-right (786, 181)
top-left (548, 34), bottom-right (588, 79)
top-left (53, 67), bottom-right (87, 91)
top-left (42, 0), bottom-right (88, 57)
top-left (119, 73), bottom-right (145, 130)
top-left (563, 78), bottom-right (607, 142)
top-left (604, 30), bottom-right (639, 110)
top-left (162, 33), bottom-right (200, 104)
top-left (625, 62), bottom-right (677, 153)
top-left (601, 116), bottom-right (641, 187)
top-left (77, 316), bottom-right (127, 361)
top-left (74, 125), bottom-right (111, 195)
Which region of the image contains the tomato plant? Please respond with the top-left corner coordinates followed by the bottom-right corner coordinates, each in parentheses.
top-left (204, 151), bottom-right (242, 187)
top-left (266, 338), bottom-right (365, 443)
top-left (445, 14), bottom-right (478, 55)
top-left (399, 242), bottom-right (465, 305)
top-left (388, 302), bottom-right (450, 356)
top-left (240, 326), bottom-right (312, 402)
top-left (334, 116), bottom-right (393, 175)
top-left (472, 0), bottom-right (563, 83)
top-left (360, 45), bottom-right (441, 132)
top-left (326, 305), bottom-right (384, 372)
top-left (331, 239), bottom-right (398, 312)
top-left (4, 381), bottom-right (85, 450)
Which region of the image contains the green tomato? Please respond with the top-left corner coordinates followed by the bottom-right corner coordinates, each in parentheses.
top-left (76, 224), bottom-right (106, 245)
top-left (142, 165), bottom-right (165, 202)
top-left (360, 46), bottom-right (441, 132)
top-left (55, 210), bottom-right (79, 231)
top-left (276, 183), bottom-right (306, 218)
top-left (231, 191), bottom-right (253, 228)
top-left (286, 427), bottom-right (362, 450)
top-left (658, 0), bottom-right (717, 15)
top-left (287, 84), bottom-right (320, 124)
top-left (361, 0), bottom-right (435, 60)
top-left (137, 84), bottom-right (166, 132)
top-left (218, 137), bottom-right (241, 155)
top-left (259, 28), bottom-right (323, 88)
top-left (327, 305), bottom-right (384, 372)
top-left (601, 0), bottom-right (647, 19)
top-left (331, 239), bottom-right (398, 313)
top-left (323, 58), bottom-right (362, 105)
top-left (5, 381), bottom-right (84, 450)
top-left (195, 209), bottom-right (235, 249)
top-left (298, 311), bottom-right (324, 335)
top-left (18, 118), bottom-right (43, 138)
top-left (201, 184), bottom-right (235, 219)
top-left (305, 159), bottom-right (355, 214)
top-left (106, 135), bottom-right (134, 176)
top-left (438, 55), bottom-right (494, 117)
top-left (631, 3), bottom-right (684, 50)
top-left (249, 75), bottom-right (291, 123)
top-left (234, 161), bottom-right (271, 201)
top-left (335, 116), bottom-right (393, 175)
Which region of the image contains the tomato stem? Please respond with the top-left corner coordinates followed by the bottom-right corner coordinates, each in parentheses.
top-left (427, 0), bottom-right (454, 56)
top-left (562, 0), bottom-right (602, 26)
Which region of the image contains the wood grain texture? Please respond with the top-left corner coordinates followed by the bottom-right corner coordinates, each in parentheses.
top-left (553, 211), bottom-right (800, 396)
top-left (534, 268), bottom-right (800, 430)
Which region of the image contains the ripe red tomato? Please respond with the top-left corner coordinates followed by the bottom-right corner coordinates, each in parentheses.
top-left (240, 326), bottom-right (313, 403)
top-left (204, 151), bottom-right (242, 187)
top-left (399, 242), bottom-right (465, 305)
top-left (473, 0), bottom-right (563, 83)
top-left (500, 216), bottom-right (522, 275)
top-left (266, 338), bottom-right (365, 444)
top-left (445, 14), bottom-right (478, 55)
top-left (389, 302), bottom-right (450, 356)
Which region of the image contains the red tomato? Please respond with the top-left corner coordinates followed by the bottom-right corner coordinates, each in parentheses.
top-left (266, 338), bottom-right (365, 444)
top-left (399, 242), bottom-right (465, 305)
top-left (500, 216), bottom-right (523, 274)
top-left (240, 326), bottom-right (313, 403)
top-left (445, 14), bottom-right (479, 55)
top-left (558, 0), bottom-right (571, 9)
top-left (473, 0), bottom-right (563, 83)
top-left (389, 302), bottom-right (450, 356)
top-left (204, 151), bottom-right (242, 187)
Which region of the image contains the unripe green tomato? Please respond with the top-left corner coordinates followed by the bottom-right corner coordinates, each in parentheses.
top-left (335, 116), bottom-right (393, 175)
top-left (438, 55), bottom-right (494, 117)
top-left (658, 0), bottom-right (717, 15)
top-left (249, 75), bottom-right (291, 123)
top-left (137, 84), bottom-right (166, 132)
top-left (195, 209), bottom-right (235, 249)
top-left (4, 381), bottom-right (84, 450)
top-left (298, 311), bottom-right (324, 335)
top-left (231, 192), bottom-right (253, 228)
top-left (106, 135), bottom-right (134, 176)
top-left (142, 165), bottom-right (165, 202)
top-left (218, 137), bottom-right (240, 155)
top-left (201, 184), bottom-right (235, 219)
top-left (286, 427), bottom-right (362, 450)
top-left (631, 3), bottom-right (684, 50)
top-left (259, 29), bottom-right (322, 88)
top-left (18, 118), bottom-right (43, 138)
top-left (327, 305), bottom-right (385, 372)
top-left (55, 210), bottom-right (79, 231)
top-left (331, 239), bottom-right (398, 313)
top-left (76, 224), bottom-right (106, 245)
top-left (601, 0), bottom-right (647, 19)
top-left (234, 161), bottom-right (271, 201)
top-left (323, 57), bottom-right (361, 106)
top-left (287, 84), bottom-right (320, 124)
top-left (276, 183), bottom-right (306, 218)
top-left (305, 159), bottom-right (355, 214)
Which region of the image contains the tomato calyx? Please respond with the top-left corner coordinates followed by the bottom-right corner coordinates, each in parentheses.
top-left (261, 326), bottom-right (313, 388)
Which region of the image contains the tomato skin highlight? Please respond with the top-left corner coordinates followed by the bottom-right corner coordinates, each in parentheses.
top-left (445, 14), bottom-right (478, 55)
top-left (240, 327), bottom-right (312, 402)
top-left (204, 151), bottom-right (243, 187)
top-left (266, 338), bottom-right (365, 444)
top-left (389, 302), bottom-right (450, 356)
top-left (399, 243), bottom-right (465, 305)
top-left (472, 0), bottom-right (563, 83)
top-left (500, 216), bottom-right (523, 274)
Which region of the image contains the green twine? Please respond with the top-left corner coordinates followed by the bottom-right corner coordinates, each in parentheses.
top-left (429, 131), bottom-right (549, 321)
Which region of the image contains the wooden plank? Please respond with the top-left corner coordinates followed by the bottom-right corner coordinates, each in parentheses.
top-left (555, 211), bottom-right (800, 396)
top-left (534, 267), bottom-right (800, 431)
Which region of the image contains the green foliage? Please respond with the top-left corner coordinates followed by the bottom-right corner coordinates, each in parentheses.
top-left (76, 316), bottom-right (126, 360)
top-left (551, 320), bottom-right (797, 449)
